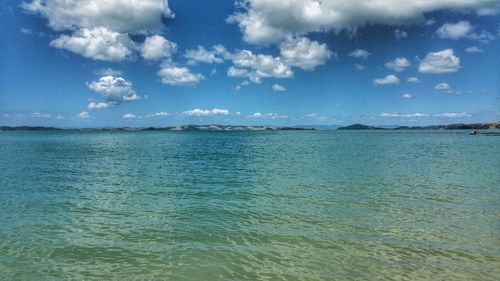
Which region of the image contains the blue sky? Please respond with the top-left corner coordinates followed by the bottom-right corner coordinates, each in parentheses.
top-left (0, 0), bottom-right (499, 127)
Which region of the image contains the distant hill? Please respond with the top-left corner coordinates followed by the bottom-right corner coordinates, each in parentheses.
top-left (0, 125), bottom-right (314, 132)
top-left (337, 124), bottom-right (385, 130)
top-left (292, 124), bottom-right (341, 130)
top-left (337, 122), bottom-right (500, 130)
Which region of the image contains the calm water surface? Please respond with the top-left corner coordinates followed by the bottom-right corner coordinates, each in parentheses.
top-left (0, 130), bottom-right (499, 280)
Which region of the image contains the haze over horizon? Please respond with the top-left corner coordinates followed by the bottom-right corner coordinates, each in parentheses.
top-left (1, 0), bottom-right (499, 128)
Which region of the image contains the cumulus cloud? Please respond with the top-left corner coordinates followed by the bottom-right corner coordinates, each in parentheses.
top-left (141, 35), bottom-right (177, 60)
top-left (50, 27), bottom-right (135, 61)
top-left (434, 83), bottom-right (451, 90)
top-left (348, 49), bottom-right (370, 59)
top-left (145, 112), bottom-right (170, 118)
top-left (185, 46), bottom-right (225, 64)
top-left (419, 49), bottom-right (460, 74)
top-left (385, 57), bottom-right (411, 72)
top-left (279, 36), bottom-right (333, 70)
top-left (247, 112), bottom-right (288, 119)
top-left (436, 21), bottom-right (495, 42)
top-left (228, 0), bottom-right (499, 45)
top-left (22, 0), bottom-right (173, 34)
top-left (182, 108), bottom-right (230, 117)
top-left (407, 77), bottom-right (421, 83)
top-left (465, 46), bottom-right (484, 53)
top-left (157, 65), bottom-right (205, 86)
top-left (272, 84), bottom-right (286, 92)
top-left (87, 102), bottom-right (113, 110)
top-left (227, 50), bottom-right (293, 83)
top-left (88, 76), bottom-right (140, 107)
top-left (373, 74), bottom-right (400, 85)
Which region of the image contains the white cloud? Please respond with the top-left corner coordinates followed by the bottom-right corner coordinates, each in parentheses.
top-left (436, 21), bottom-right (495, 42)
top-left (385, 57), bottom-right (411, 72)
top-left (145, 112), bottom-right (170, 118)
top-left (354, 64), bottom-right (365, 71)
top-left (87, 102), bottom-right (113, 110)
top-left (182, 108), bottom-right (230, 117)
top-left (465, 46), bottom-right (484, 53)
top-left (434, 83), bottom-right (451, 90)
top-left (227, 50), bottom-right (293, 83)
top-left (373, 75), bottom-right (400, 85)
top-left (419, 49), bottom-right (460, 74)
top-left (50, 27), bottom-right (135, 61)
top-left (31, 112), bottom-right (50, 118)
top-left (96, 68), bottom-right (123, 76)
top-left (272, 84), bottom-right (286, 92)
top-left (247, 112), bottom-right (288, 119)
top-left (157, 65), bottom-right (205, 86)
top-left (20, 27), bottom-right (33, 34)
top-left (141, 35), bottom-right (177, 60)
top-left (22, 0), bottom-right (173, 34)
top-left (88, 76), bottom-right (141, 103)
top-left (434, 112), bottom-right (471, 118)
top-left (123, 113), bottom-right (139, 120)
top-left (185, 46), bottom-right (225, 64)
top-left (381, 112), bottom-right (428, 118)
top-left (348, 49), bottom-right (370, 59)
top-left (407, 77), bottom-right (421, 83)
top-left (400, 93), bottom-right (414, 99)
top-left (279, 36), bottom-right (333, 70)
top-left (76, 111), bottom-right (91, 119)
top-left (227, 0), bottom-right (499, 45)
top-left (394, 29), bottom-right (408, 40)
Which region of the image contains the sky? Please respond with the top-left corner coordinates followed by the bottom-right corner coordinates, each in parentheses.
top-left (0, 0), bottom-right (499, 127)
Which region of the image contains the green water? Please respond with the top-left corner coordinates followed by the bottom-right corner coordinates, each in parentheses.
top-left (0, 130), bottom-right (499, 280)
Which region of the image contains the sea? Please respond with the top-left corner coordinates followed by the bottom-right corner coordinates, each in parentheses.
top-left (0, 130), bottom-right (499, 280)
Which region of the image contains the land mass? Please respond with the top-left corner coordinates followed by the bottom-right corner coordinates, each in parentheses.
top-left (0, 124), bottom-right (314, 131)
top-left (337, 122), bottom-right (500, 130)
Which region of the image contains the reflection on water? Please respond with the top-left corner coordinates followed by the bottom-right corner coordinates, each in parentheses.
top-left (0, 131), bottom-right (499, 280)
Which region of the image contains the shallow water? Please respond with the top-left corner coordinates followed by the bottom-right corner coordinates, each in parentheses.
top-left (0, 130), bottom-right (499, 280)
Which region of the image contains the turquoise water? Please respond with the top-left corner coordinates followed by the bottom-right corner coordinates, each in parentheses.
top-left (0, 130), bottom-right (499, 280)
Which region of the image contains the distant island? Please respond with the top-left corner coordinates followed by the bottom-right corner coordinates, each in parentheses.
top-left (0, 124), bottom-right (313, 131)
top-left (337, 122), bottom-right (500, 130)
top-left (1, 122), bottom-right (499, 132)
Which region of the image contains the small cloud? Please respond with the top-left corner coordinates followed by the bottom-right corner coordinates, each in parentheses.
top-left (354, 64), bottom-right (365, 71)
top-left (31, 112), bottom-right (50, 118)
top-left (434, 112), bottom-right (471, 118)
top-left (157, 64), bottom-right (204, 86)
top-left (399, 93), bottom-right (414, 99)
top-left (436, 21), bottom-right (495, 43)
top-left (419, 49), bottom-right (460, 74)
top-left (381, 112), bottom-right (427, 118)
top-left (348, 49), bottom-right (370, 59)
top-left (76, 111), bottom-right (91, 119)
top-left (145, 112), bottom-right (170, 118)
top-left (247, 112), bottom-right (288, 119)
top-left (394, 29), bottom-right (408, 40)
top-left (87, 102), bottom-right (113, 110)
top-left (385, 57), bottom-right (411, 72)
top-left (407, 77), bottom-right (420, 83)
top-left (20, 28), bottom-right (32, 34)
top-left (434, 83), bottom-right (451, 90)
top-left (272, 84), bottom-right (286, 92)
top-left (95, 68), bottom-right (123, 76)
top-left (182, 108), bottom-right (230, 117)
top-left (123, 113), bottom-right (140, 120)
top-left (373, 75), bottom-right (399, 85)
top-left (465, 46), bottom-right (484, 53)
